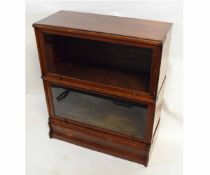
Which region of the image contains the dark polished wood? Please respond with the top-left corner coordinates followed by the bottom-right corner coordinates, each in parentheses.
top-left (34, 10), bottom-right (172, 45)
top-left (33, 11), bottom-right (172, 166)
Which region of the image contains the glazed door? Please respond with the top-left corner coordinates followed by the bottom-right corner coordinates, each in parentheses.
top-left (49, 84), bottom-right (148, 140)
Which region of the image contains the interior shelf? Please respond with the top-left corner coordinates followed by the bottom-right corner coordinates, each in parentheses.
top-left (54, 62), bottom-right (150, 92)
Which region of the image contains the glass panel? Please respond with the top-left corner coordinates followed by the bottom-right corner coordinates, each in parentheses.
top-left (51, 85), bottom-right (147, 139)
top-left (43, 33), bottom-right (152, 92)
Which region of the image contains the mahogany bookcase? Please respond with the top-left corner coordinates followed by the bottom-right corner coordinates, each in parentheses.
top-left (33, 10), bottom-right (172, 166)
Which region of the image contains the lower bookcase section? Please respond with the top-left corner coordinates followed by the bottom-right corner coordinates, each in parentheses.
top-left (44, 81), bottom-right (159, 166)
top-left (49, 119), bottom-right (152, 166)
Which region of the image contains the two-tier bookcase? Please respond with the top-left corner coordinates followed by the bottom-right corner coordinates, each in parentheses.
top-left (33, 10), bottom-right (172, 166)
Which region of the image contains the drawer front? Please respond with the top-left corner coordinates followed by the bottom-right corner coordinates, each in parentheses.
top-left (51, 122), bottom-right (147, 159)
top-left (49, 84), bottom-right (148, 140)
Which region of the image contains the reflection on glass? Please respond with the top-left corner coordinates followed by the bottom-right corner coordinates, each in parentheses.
top-left (51, 85), bottom-right (147, 139)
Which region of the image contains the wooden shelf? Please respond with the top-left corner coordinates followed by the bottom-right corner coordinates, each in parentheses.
top-left (53, 62), bottom-right (150, 92)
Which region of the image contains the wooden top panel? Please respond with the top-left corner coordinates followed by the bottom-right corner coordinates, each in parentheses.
top-left (33, 10), bottom-right (172, 45)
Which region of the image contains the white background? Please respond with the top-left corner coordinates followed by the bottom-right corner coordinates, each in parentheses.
top-left (25, 1), bottom-right (182, 175)
top-left (1, 0), bottom-right (210, 174)
top-left (2, 0), bottom-right (210, 175)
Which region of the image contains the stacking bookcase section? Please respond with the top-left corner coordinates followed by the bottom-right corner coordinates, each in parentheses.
top-left (43, 33), bottom-right (152, 93)
top-left (33, 10), bottom-right (172, 166)
top-left (51, 84), bottom-right (148, 140)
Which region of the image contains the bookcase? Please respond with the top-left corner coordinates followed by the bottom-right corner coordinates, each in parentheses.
top-left (33, 10), bottom-right (172, 166)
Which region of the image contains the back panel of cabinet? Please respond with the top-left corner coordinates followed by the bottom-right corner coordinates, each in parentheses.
top-left (42, 33), bottom-right (153, 93)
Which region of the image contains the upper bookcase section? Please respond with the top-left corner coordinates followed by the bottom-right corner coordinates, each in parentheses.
top-left (33, 10), bottom-right (172, 46)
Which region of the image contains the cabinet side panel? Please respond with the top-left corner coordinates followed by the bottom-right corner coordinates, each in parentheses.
top-left (152, 81), bottom-right (165, 136)
top-left (144, 103), bottom-right (155, 144)
top-left (157, 29), bottom-right (172, 93)
top-left (34, 28), bottom-right (46, 76)
top-left (144, 79), bottom-right (165, 145)
top-left (145, 118), bottom-right (160, 166)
